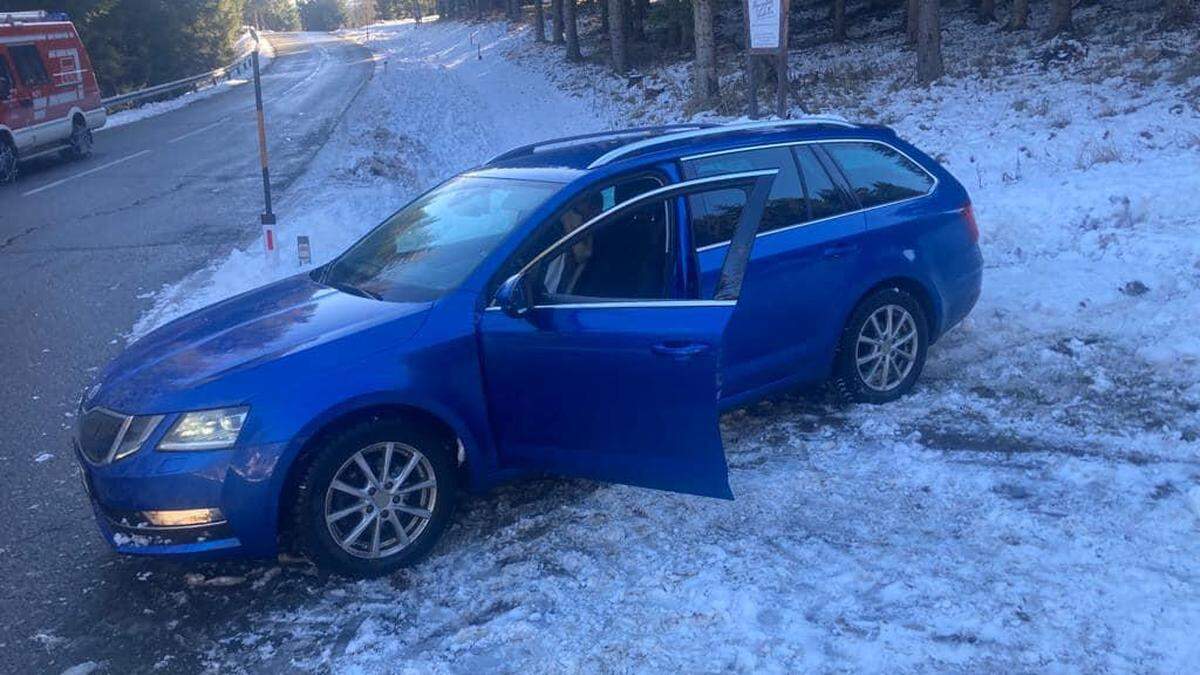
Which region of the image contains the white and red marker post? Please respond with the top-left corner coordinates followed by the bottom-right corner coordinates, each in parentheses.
top-left (250, 30), bottom-right (278, 265)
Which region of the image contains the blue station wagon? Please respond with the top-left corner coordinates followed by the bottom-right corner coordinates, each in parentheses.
top-left (76, 119), bottom-right (982, 576)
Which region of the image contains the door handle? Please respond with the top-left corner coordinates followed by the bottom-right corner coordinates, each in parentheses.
top-left (651, 341), bottom-right (711, 360)
top-left (19, 98), bottom-right (33, 108)
top-left (821, 243), bottom-right (858, 259)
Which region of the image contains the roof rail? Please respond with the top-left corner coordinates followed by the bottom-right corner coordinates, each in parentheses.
top-left (587, 117), bottom-right (857, 169)
top-left (487, 124), bottom-right (713, 165)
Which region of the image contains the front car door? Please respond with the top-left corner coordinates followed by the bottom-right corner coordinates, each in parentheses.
top-left (478, 170), bottom-right (777, 499)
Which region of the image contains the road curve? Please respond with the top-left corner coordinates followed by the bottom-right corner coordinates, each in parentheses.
top-left (0, 32), bottom-right (372, 674)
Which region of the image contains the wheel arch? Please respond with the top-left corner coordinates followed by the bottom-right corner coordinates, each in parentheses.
top-left (853, 276), bottom-right (942, 341)
top-left (274, 400), bottom-right (471, 549)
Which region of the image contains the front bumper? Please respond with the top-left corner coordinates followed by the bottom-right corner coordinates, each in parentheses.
top-left (76, 437), bottom-right (286, 560)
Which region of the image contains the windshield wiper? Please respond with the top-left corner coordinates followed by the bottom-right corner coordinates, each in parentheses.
top-left (326, 279), bottom-right (382, 301)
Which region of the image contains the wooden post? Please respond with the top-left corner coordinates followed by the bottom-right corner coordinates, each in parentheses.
top-left (747, 54), bottom-right (759, 119)
top-left (744, 0), bottom-right (789, 119)
top-left (776, 49), bottom-right (787, 117)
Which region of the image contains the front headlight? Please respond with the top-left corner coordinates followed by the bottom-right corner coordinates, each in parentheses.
top-left (158, 407), bottom-right (249, 451)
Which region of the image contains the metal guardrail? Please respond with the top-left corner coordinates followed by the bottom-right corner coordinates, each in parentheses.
top-left (100, 29), bottom-right (260, 111)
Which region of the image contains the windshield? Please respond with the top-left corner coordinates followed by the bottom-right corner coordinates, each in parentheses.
top-left (321, 176), bottom-right (560, 302)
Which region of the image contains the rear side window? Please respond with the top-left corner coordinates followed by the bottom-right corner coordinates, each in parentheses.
top-left (10, 45), bottom-right (50, 86)
top-left (793, 146), bottom-right (853, 221)
top-left (823, 142), bottom-right (934, 208)
top-left (683, 147), bottom-right (806, 248)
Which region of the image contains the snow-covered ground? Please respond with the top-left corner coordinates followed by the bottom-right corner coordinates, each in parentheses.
top-left (129, 9), bottom-right (1199, 672)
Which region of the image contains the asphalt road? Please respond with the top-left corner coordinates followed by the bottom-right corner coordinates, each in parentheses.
top-left (0, 32), bottom-right (372, 673)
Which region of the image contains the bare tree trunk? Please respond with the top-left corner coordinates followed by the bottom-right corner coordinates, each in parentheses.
top-left (692, 0), bottom-right (719, 105)
top-left (1161, 0), bottom-right (1195, 27)
top-left (833, 0), bottom-right (847, 41)
top-left (601, 0), bottom-right (609, 33)
top-left (906, 0), bottom-right (919, 43)
top-left (609, 0), bottom-right (628, 75)
top-left (915, 0), bottom-right (943, 83)
top-left (1007, 0), bottom-right (1029, 30)
top-left (564, 0), bottom-right (582, 59)
top-left (507, 0), bottom-right (520, 22)
top-left (976, 0), bottom-right (995, 23)
top-left (551, 0), bottom-right (565, 43)
top-left (534, 0), bottom-right (546, 41)
top-left (1045, 0), bottom-right (1072, 35)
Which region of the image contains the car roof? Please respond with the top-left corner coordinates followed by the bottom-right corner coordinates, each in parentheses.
top-left (482, 119), bottom-right (897, 175)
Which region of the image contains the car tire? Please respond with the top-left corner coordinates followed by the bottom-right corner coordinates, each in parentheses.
top-left (0, 137), bottom-right (17, 184)
top-left (62, 119), bottom-right (93, 160)
top-left (831, 287), bottom-right (929, 404)
top-left (292, 418), bottom-right (458, 578)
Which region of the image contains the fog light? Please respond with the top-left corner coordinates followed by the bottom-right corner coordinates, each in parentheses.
top-left (142, 508), bottom-right (224, 527)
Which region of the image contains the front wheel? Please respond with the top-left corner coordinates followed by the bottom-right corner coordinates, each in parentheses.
top-left (62, 120), bottom-right (93, 160)
top-left (293, 419), bottom-right (457, 577)
top-left (0, 137), bottom-right (17, 183)
top-left (831, 288), bottom-right (929, 404)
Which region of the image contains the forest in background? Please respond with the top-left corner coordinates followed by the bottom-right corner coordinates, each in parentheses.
top-left (0, 0), bottom-right (299, 96)
top-left (1, 0), bottom-right (1193, 99)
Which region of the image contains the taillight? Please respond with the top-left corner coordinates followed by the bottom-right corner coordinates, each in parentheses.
top-left (963, 202), bottom-right (979, 244)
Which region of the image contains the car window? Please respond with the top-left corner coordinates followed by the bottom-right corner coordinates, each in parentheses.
top-left (490, 173), bottom-right (664, 300)
top-left (682, 147), bottom-right (805, 247)
top-left (533, 194), bottom-right (674, 303)
top-left (323, 176), bottom-right (560, 302)
top-left (822, 141), bottom-right (935, 208)
top-left (9, 45), bottom-right (50, 87)
top-left (0, 55), bottom-right (14, 99)
top-left (793, 146), bottom-right (853, 221)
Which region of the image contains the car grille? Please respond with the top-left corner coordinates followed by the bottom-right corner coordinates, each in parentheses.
top-left (79, 408), bottom-right (129, 464)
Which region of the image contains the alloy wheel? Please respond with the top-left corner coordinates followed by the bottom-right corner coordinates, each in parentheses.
top-left (855, 304), bottom-right (919, 392)
top-left (323, 441), bottom-right (438, 559)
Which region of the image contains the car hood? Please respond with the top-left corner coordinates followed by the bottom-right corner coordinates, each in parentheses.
top-left (92, 273), bottom-right (432, 413)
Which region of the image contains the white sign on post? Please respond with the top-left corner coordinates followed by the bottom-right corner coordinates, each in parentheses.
top-left (747, 0), bottom-right (784, 52)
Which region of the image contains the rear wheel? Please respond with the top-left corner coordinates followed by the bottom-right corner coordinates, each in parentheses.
top-left (293, 419), bottom-right (457, 577)
top-left (62, 119), bottom-right (93, 160)
top-left (831, 288), bottom-right (929, 404)
top-left (0, 137), bottom-right (16, 183)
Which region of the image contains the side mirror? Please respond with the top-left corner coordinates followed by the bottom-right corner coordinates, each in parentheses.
top-left (495, 273), bottom-right (532, 318)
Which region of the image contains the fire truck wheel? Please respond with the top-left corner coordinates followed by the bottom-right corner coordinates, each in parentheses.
top-left (63, 119), bottom-right (94, 160)
top-left (0, 137), bottom-right (17, 184)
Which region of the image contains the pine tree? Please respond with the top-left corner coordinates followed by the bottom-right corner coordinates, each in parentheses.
top-left (833, 0), bottom-right (847, 41)
top-left (906, 0), bottom-right (919, 43)
top-left (692, 0), bottom-right (718, 104)
top-left (1007, 0), bottom-right (1029, 30)
top-left (915, 0), bottom-right (943, 83)
top-left (534, 0), bottom-right (546, 41)
top-left (976, 0), bottom-right (995, 24)
top-left (609, 0), bottom-right (627, 75)
top-left (1046, 0), bottom-right (1072, 35)
top-left (552, 0), bottom-right (565, 43)
top-left (564, 0), bottom-right (582, 59)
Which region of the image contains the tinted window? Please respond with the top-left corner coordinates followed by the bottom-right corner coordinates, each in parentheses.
top-left (683, 147), bottom-right (805, 247)
top-left (323, 176), bottom-right (559, 302)
top-left (823, 142), bottom-right (934, 208)
top-left (536, 195), bottom-right (673, 302)
top-left (794, 146), bottom-right (853, 221)
top-left (9, 45), bottom-right (49, 86)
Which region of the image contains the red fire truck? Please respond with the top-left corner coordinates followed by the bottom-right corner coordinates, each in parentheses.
top-left (0, 10), bottom-right (105, 182)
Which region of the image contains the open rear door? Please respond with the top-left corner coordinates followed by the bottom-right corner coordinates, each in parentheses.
top-left (479, 170), bottom-right (776, 498)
